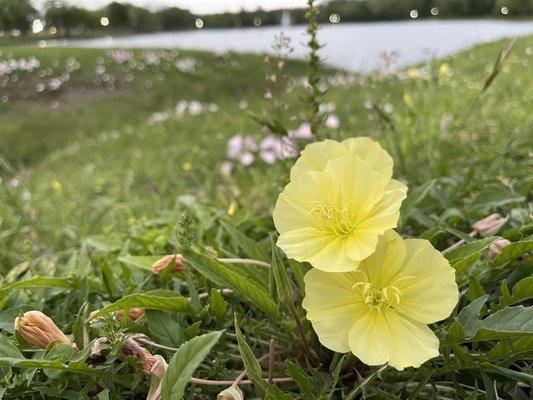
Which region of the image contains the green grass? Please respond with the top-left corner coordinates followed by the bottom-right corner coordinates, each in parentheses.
top-left (0, 38), bottom-right (531, 255)
top-left (0, 36), bottom-right (531, 399)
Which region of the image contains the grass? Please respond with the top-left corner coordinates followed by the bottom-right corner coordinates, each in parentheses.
top-left (0, 38), bottom-right (531, 255)
top-left (0, 35), bottom-right (531, 399)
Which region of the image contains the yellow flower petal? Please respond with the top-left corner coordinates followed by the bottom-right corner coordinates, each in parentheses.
top-left (359, 230), bottom-right (406, 287)
top-left (278, 228), bottom-right (358, 272)
top-left (303, 269), bottom-right (366, 352)
top-left (273, 171), bottom-right (338, 233)
top-left (392, 239), bottom-right (459, 324)
top-left (348, 310), bottom-right (440, 370)
top-left (357, 180), bottom-right (407, 230)
top-left (290, 137), bottom-right (393, 182)
top-left (342, 137), bottom-right (393, 182)
top-left (290, 139), bottom-right (347, 181)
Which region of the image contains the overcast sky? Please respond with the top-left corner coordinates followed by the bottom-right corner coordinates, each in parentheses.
top-left (32, 0), bottom-right (309, 14)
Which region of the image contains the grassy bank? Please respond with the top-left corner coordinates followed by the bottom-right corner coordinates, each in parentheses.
top-left (0, 38), bottom-right (531, 256)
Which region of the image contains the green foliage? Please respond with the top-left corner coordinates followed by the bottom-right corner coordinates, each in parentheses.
top-left (161, 331), bottom-right (223, 400)
top-left (0, 26), bottom-right (531, 400)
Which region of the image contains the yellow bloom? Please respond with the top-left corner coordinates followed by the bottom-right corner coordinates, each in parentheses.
top-left (302, 230), bottom-right (458, 370)
top-left (290, 137), bottom-right (394, 182)
top-left (273, 139), bottom-right (406, 272)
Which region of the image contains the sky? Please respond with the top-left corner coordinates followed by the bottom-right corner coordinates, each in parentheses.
top-left (33, 0), bottom-right (309, 14)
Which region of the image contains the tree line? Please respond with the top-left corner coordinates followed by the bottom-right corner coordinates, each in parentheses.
top-left (1, 0), bottom-right (531, 37)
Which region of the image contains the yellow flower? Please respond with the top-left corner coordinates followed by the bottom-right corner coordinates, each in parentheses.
top-left (289, 137), bottom-right (394, 182)
top-left (302, 230), bottom-right (458, 370)
top-left (273, 139), bottom-right (406, 272)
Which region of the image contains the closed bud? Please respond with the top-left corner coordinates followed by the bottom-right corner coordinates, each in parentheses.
top-left (151, 254), bottom-right (185, 275)
top-left (489, 239), bottom-right (511, 260)
top-left (217, 386), bottom-right (244, 400)
top-left (472, 213), bottom-right (507, 237)
top-left (14, 311), bottom-right (74, 349)
top-left (116, 307), bottom-right (145, 321)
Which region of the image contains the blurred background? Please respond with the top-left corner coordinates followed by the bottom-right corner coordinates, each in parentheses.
top-left (0, 0), bottom-right (531, 260)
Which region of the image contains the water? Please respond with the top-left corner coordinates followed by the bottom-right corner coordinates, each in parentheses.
top-left (53, 20), bottom-right (533, 73)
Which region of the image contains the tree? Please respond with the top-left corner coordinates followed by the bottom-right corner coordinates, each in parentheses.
top-left (0, 0), bottom-right (37, 33)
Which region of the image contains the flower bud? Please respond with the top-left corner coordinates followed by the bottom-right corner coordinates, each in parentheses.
top-left (146, 355), bottom-right (168, 400)
top-left (121, 337), bottom-right (157, 373)
top-left (14, 311), bottom-right (74, 349)
top-left (489, 239), bottom-right (511, 260)
top-left (116, 307), bottom-right (145, 321)
top-left (472, 213), bottom-right (507, 237)
top-left (217, 386), bottom-right (244, 400)
top-left (151, 254), bottom-right (185, 275)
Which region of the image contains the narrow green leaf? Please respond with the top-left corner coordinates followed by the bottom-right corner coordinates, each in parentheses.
top-left (489, 364), bottom-right (533, 385)
top-left (118, 255), bottom-right (162, 271)
top-left (0, 277), bottom-right (75, 297)
top-left (184, 251), bottom-right (277, 318)
top-left (233, 315), bottom-right (265, 390)
top-left (94, 291), bottom-right (193, 318)
top-left (271, 238), bottom-right (294, 306)
top-left (221, 221), bottom-right (269, 262)
top-left (161, 331), bottom-right (223, 400)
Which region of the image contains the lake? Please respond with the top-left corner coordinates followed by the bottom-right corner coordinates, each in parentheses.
top-left (53, 20), bottom-right (533, 73)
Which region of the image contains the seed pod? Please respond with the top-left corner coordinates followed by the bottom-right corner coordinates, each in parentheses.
top-left (14, 311), bottom-right (74, 349)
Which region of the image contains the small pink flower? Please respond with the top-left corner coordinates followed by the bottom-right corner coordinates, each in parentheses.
top-left (260, 135), bottom-right (281, 151)
top-left (289, 122), bottom-right (313, 139)
top-left (239, 153), bottom-right (254, 166)
top-left (219, 161), bottom-right (233, 177)
top-left (472, 214), bottom-right (507, 237)
top-left (325, 114), bottom-right (340, 129)
top-left (243, 135), bottom-right (257, 151)
top-left (489, 239), bottom-right (511, 260)
top-left (227, 135), bottom-right (243, 159)
top-left (279, 138), bottom-right (297, 159)
top-left (260, 150), bottom-right (277, 164)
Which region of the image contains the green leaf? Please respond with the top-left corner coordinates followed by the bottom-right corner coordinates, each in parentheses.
top-left (0, 335), bottom-right (23, 359)
top-left (491, 239), bottom-right (533, 267)
top-left (147, 310), bottom-right (184, 348)
top-left (94, 291), bottom-right (193, 318)
top-left (271, 238), bottom-right (294, 306)
top-left (72, 303), bottom-right (90, 350)
top-left (489, 364), bottom-right (533, 385)
top-left (210, 289), bottom-right (227, 323)
top-left (184, 251), bottom-right (277, 318)
top-left (494, 277), bottom-right (533, 310)
top-left (445, 237), bottom-right (499, 263)
top-left (399, 179), bottom-right (436, 227)
top-left (458, 296), bottom-right (533, 341)
top-left (486, 336), bottom-right (533, 361)
top-left (284, 360), bottom-right (312, 398)
top-left (161, 331), bottom-right (223, 400)
top-left (456, 295), bottom-right (490, 338)
top-left (0, 357), bottom-right (104, 377)
top-left (234, 315), bottom-right (265, 390)
top-left (0, 277), bottom-right (74, 297)
top-left (118, 255), bottom-right (162, 271)
top-left (221, 221), bottom-right (269, 262)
